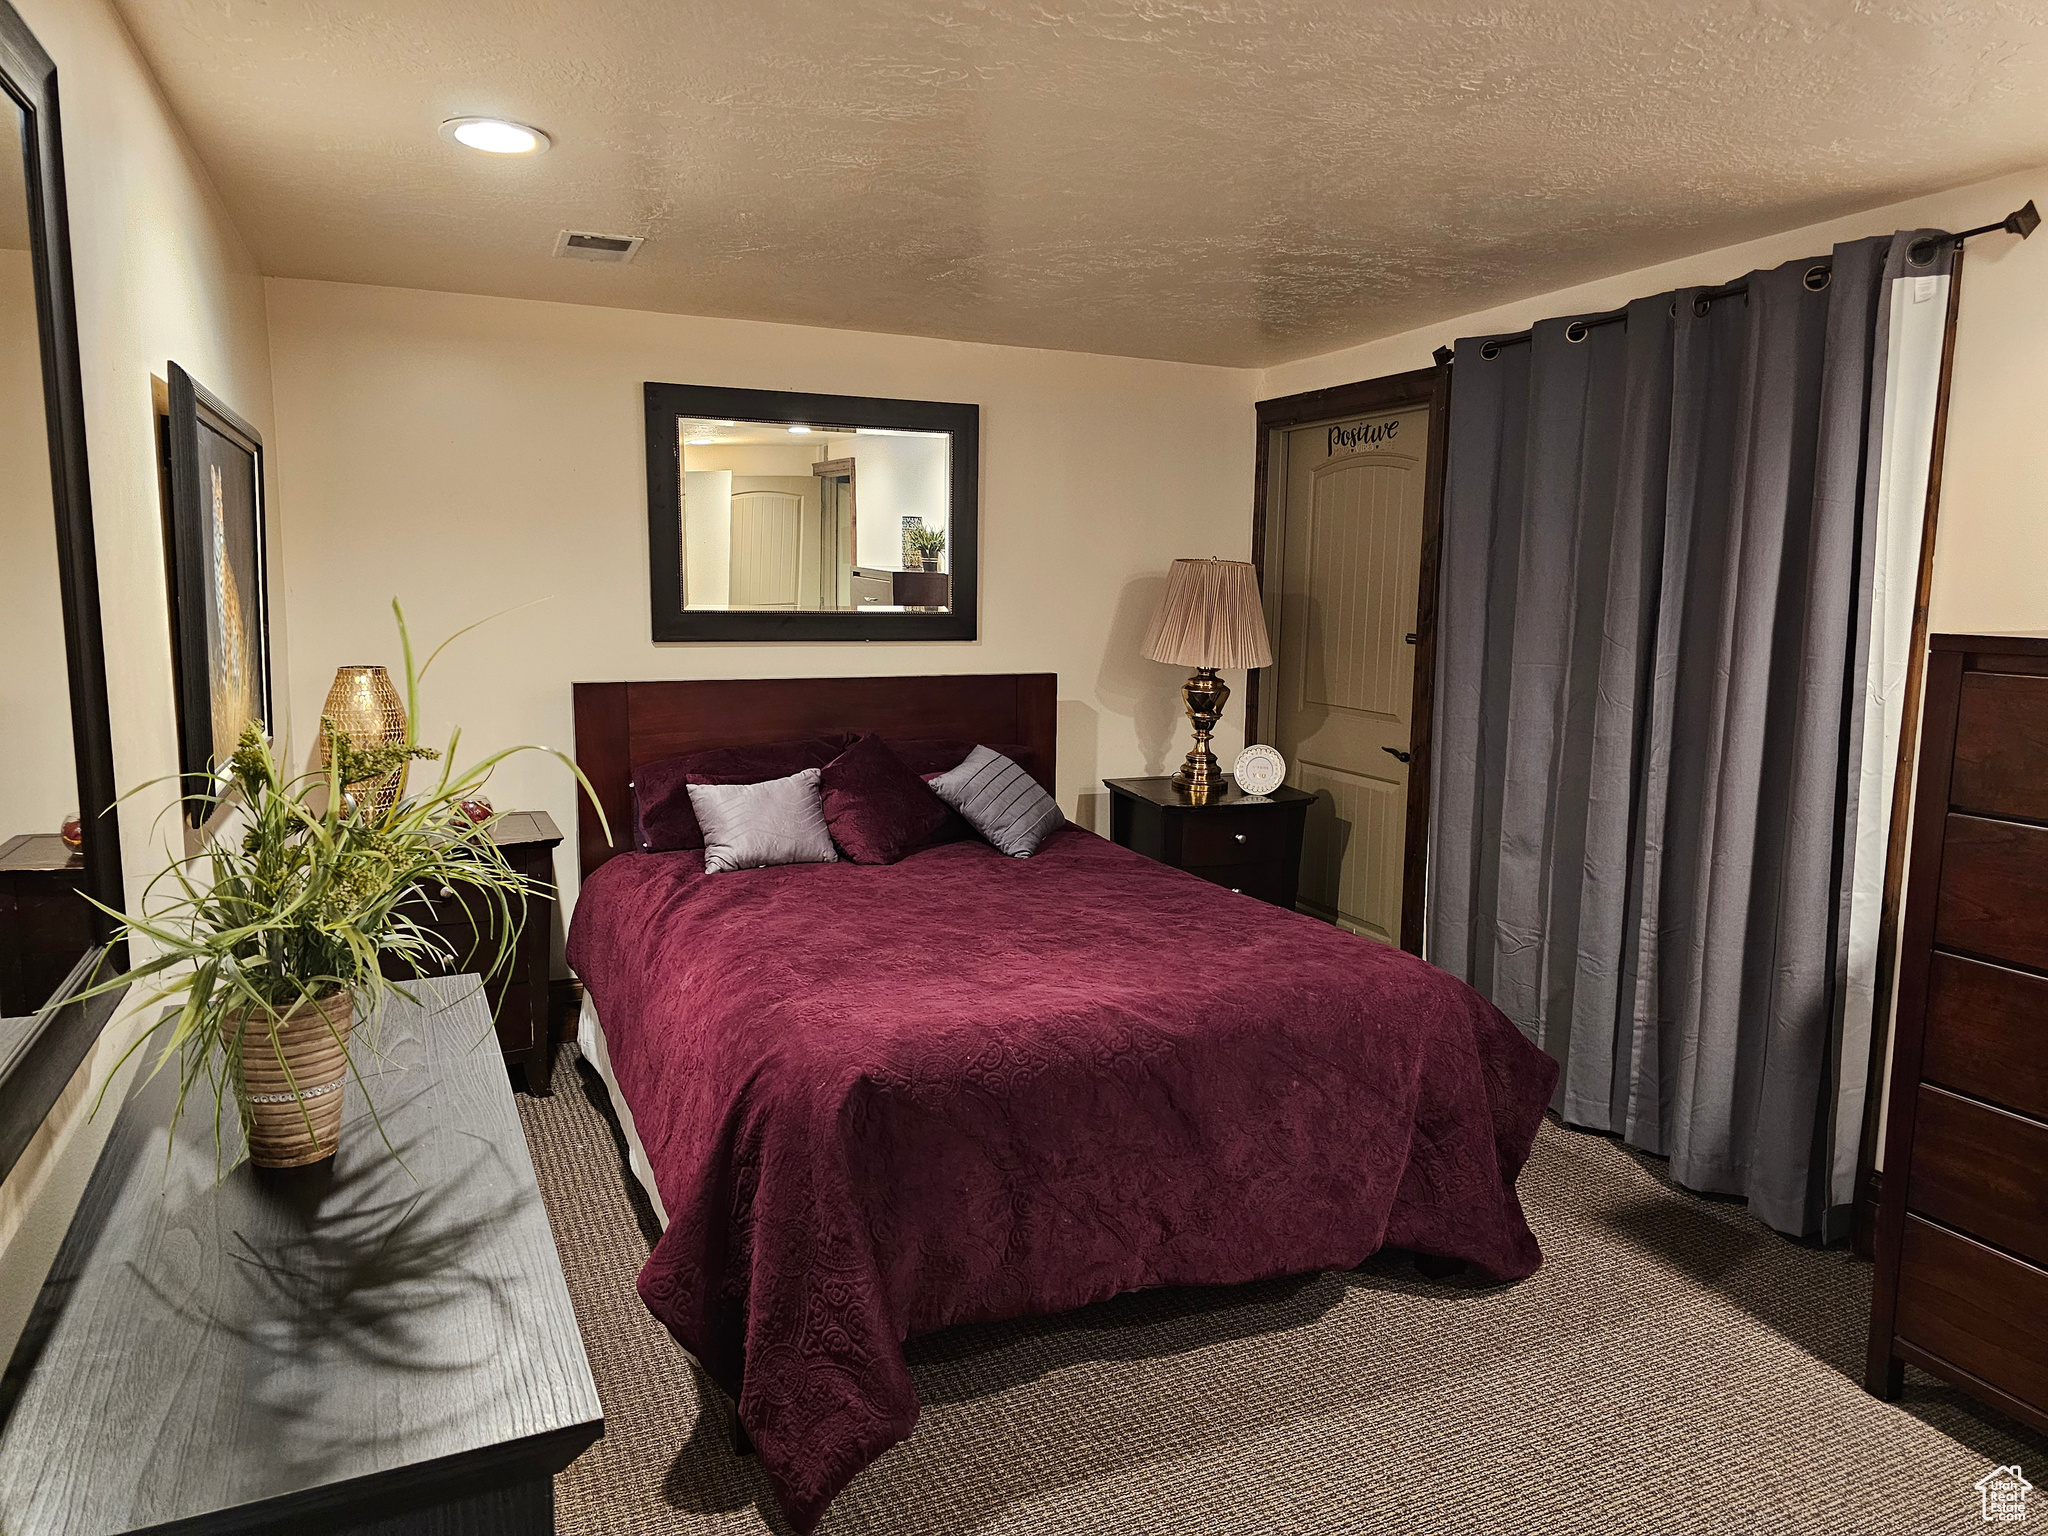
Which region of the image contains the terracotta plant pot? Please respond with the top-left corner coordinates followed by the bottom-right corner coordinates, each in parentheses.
top-left (220, 991), bottom-right (354, 1168)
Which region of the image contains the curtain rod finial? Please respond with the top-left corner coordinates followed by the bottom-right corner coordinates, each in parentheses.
top-left (2007, 200), bottom-right (2040, 240)
top-left (1432, 345), bottom-right (1454, 366)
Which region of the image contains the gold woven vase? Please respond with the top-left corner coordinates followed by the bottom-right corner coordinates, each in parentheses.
top-left (221, 991), bottom-right (355, 1168)
top-left (321, 664), bottom-right (408, 818)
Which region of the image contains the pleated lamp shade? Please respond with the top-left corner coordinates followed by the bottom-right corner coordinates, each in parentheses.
top-left (1140, 558), bottom-right (1273, 671)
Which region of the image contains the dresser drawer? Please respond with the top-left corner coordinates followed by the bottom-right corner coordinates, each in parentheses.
top-left (1895, 1216), bottom-right (2048, 1414)
top-left (1908, 1085), bottom-right (2048, 1265)
top-left (1180, 812), bottom-right (1289, 866)
top-left (1182, 860), bottom-right (1287, 905)
top-left (1935, 816), bottom-right (2048, 971)
top-left (1952, 671), bottom-right (2048, 824)
top-left (1923, 953), bottom-right (2048, 1121)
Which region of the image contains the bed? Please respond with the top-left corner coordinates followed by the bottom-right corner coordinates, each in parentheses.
top-left (566, 674), bottom-right (1555, 1533)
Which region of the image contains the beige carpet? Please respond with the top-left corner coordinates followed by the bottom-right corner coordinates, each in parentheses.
top-left (518, 1048), bottom-right (2046, 1535)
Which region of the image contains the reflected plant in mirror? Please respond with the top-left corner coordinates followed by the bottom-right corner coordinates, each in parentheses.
top-left (647, 384), bottom-right (978, 641)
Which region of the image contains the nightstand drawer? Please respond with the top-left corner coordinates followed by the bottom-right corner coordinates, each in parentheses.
top-left (1181, 812), bottom-right (1289, 866)
top-left (1908, 1085), bottom-right (2048, 1266)
top-left (1182, 860), bottom-right (1286, 904)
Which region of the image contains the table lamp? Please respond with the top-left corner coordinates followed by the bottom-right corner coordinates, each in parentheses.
top-left (1140, 557), bottom-right (1273, 795)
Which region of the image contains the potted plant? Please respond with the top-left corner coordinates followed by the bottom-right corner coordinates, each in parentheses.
top-left (84, 604), bottom-right (603, 1171)
top-left (905, 523), bottom-right (945, 572)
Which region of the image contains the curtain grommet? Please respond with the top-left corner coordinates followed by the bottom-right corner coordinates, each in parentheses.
top-left (1907, 238), bottom-right (1941, 268)
top-left (1565, 321), bottom-right (1588, 344)
top-left (1804, 264), bottom-right (1831, 291)
top-left (1693, 296), bottom-right (1712, 318)
top-left (1480, 340), bottom-right (1501, 360)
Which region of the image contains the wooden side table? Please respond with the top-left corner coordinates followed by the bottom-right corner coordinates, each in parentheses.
top-left (1105, 777), bottom-right (1312, 910)
top-left (0, 832), bottom-right (95, 1017)
top-left (386, 810), bottom-right (562, 1095)
top-left (0, 976), bottom-right (604, 1534)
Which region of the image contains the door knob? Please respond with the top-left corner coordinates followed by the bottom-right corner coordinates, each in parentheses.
top-left (1383, 747), bottom-right (1411, 763)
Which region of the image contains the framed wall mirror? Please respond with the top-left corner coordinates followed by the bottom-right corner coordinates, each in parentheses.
top-left (646, 383), bottom-right (979, 641)
top-left (0, 0), bottom-right (126, 1185)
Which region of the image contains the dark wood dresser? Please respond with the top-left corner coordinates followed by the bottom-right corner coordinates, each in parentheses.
top-left (385, 810), bottom-right (562, 1095)
top-left (0, 832), bottom-right (95, 1017)
top-left (1105, 777), bottom-right (1312, 910)
top-left (1867, 632), bottom-right (2048, 1435)
top-left (0, 977), bottom-right (603, 1533)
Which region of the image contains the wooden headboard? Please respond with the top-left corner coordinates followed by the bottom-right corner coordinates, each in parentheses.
top-left (571, 674), bottom-right (1057, 879)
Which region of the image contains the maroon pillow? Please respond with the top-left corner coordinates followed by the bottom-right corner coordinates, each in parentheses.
top-left (884, 738), bottom-right (1034, 778)
top-left (818, 734), bottom-right (950, 865)
top-left (634, 735), bottom-right (852, 850)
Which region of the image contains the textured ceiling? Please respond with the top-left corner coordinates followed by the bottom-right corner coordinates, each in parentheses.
top-left (114, 0), bottom-right (2048, 367)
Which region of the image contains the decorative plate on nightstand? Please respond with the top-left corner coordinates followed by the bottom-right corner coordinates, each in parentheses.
top-left (1232, 744), bottom-right (1286, 798)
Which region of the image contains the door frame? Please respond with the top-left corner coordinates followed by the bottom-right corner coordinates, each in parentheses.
top-left (1248, 359), bottom-right (1452, 955)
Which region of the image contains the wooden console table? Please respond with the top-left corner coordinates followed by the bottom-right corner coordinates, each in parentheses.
top-left (0, 977), bottom-right (602, 1533)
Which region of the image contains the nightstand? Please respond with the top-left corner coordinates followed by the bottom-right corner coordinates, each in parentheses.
top-left (0, 834), bottom-right (95, 1017)
top-left (1105, 777), bottom-right (1312, 910)
top-left (385, 810), bottom-right (562, 1094)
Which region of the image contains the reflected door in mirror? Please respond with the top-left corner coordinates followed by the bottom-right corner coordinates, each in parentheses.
top-left (0, 95), bottom-right (91, 1018)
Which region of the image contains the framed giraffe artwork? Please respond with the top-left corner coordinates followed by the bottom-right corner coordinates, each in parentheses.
top-left (163, 362), bottom-right (271, 825)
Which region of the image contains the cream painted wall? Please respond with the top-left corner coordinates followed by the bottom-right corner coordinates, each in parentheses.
top-left (264, 278), bottom-right (1258, 935)
top-left (0, 247), bottom-right (72, 838)
top-left (0, 0), bottom-right (278, 1356)
top-left (680, 468), bottom-right (731, 607)
top-left (1258, 163), bottom-right (2048, 635)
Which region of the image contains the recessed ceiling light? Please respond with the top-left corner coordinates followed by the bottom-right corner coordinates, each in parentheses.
top-left (787, 425), bottom-right (812, 434)
top-left (439, 117), bottom-right (551, 155)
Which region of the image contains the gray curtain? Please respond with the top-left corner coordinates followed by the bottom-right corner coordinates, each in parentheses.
top-left (1429, 231), bottom-right (1955, 1239)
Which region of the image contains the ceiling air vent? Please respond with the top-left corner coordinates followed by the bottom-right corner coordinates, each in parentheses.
top-left (553, 230), bottom-right (645, 263)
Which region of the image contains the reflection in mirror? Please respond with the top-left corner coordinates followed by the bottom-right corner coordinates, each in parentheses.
top-left (0, 93), bottom-right (91, 1026)
top-left (678, 419), bottom-right (952, 614)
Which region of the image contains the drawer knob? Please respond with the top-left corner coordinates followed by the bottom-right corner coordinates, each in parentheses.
top-left (1233, 832), bottom-right (1247, 844)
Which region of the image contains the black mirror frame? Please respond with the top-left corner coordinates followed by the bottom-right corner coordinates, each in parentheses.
top-left (645, 382), bottom-right (979, 642)
top-left (0, 0), bottom-right (127, 1187)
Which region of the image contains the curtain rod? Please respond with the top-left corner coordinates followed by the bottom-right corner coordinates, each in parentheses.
top-left (1437, 200), bottom-right (2039, 362)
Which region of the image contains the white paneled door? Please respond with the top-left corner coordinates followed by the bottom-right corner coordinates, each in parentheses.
top-left (1273, 408), bottom-right (1429, 942)
top-left (729, 491), bottom-right (802, 608)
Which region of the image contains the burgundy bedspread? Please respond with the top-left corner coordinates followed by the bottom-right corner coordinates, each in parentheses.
top-left (567, 827), bottom-right (1555, 1531)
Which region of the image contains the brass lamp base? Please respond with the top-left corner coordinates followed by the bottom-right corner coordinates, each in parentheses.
top-left (1171, 668), bottom-right (1231, 797)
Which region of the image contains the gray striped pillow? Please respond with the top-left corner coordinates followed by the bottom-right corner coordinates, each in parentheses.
top-left (928, 746), bottom-right (1065, 858)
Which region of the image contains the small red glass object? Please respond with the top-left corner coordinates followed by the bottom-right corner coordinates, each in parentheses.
top-left (458, 795), bottom-right (494, 824)
top-left (60, 813), bottom-right (83, 850)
